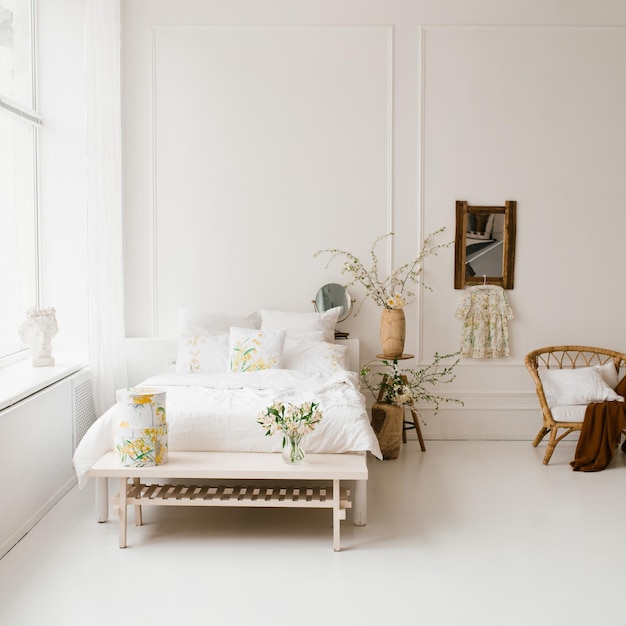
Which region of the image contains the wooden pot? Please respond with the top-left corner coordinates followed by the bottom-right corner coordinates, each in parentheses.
top-left (379, 308), bottom-right (406, 358)
top-left (371, 401), bottom-right (404, 460)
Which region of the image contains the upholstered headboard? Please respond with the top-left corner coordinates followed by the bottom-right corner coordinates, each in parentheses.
top-left (124, 337), bottom-right (360, 387)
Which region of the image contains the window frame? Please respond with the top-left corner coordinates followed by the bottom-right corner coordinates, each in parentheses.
top-left (0, 0), bottom-right (41, 361)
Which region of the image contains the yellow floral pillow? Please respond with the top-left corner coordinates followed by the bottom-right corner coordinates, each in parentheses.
top-left (228, 327), bottom-right (286, 372)
top-left (176, 334), bottom-right (230, 373)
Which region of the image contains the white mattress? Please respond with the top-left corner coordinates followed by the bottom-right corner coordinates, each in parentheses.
top-left (73, 369), bottom-right (382, 487)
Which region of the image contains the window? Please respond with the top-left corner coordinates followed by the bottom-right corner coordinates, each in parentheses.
top-left (0, 0), bottom-right (40, 359)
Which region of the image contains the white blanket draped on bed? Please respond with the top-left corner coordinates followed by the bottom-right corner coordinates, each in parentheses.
top-left (73, 369), bottom-right (382, 487)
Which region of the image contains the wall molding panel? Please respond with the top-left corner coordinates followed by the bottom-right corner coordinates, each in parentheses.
top-left (418, 23), bottom-right (626, 417)
top-left (145, 24), bottom-right (393, 336)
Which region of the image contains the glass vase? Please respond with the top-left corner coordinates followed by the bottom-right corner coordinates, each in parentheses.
top-left (282, 433), bottom-right (306, 464)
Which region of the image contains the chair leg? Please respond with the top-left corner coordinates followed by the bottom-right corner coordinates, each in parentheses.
top-left (542, 429), bottom-right (558, 465)
top-left (532, 427), bottom-right (549, 448)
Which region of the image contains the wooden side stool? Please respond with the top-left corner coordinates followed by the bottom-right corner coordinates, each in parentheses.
top-left (375, 354), bottom-right (426, 452)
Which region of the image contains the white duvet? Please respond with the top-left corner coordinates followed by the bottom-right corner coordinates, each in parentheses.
top-left (73, 369), bottom-right (382, 487)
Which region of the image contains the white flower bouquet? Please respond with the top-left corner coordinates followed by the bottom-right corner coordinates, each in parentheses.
top-left (258, 401), bottom-right (323, 463)
top-left (314, 228), bottom-right (449, 313)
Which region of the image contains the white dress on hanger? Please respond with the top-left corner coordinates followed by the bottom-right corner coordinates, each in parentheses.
top-left (455, 285), bottom-right (513, 358)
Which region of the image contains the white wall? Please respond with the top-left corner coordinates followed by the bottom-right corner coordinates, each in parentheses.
top-left (121, 0), bottom-right (626, 439)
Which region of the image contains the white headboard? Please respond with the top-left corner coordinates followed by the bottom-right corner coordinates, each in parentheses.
top-left (125, 338), bottom-right (177, 386)
top-left (125, 337), bottom-right (360, 387)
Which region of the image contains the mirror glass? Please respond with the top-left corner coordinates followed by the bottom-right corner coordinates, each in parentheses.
top-left (454, 200), bottom-right (516, 289)
top-left (314, 283), bottom-right (353, 322)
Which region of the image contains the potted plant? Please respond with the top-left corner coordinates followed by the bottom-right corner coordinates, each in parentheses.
top-left (360, 352), bottom-right (462, 459)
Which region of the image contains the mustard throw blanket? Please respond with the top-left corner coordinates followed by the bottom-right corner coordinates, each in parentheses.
top-left (570, 375), bottom-right (626, 472)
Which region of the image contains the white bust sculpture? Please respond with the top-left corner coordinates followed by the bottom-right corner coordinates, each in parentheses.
top-left (18, 307), bottom-right (59, 367)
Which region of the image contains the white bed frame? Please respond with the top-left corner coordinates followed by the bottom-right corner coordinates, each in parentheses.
top-left (93, 337), bottom-right (368, 531)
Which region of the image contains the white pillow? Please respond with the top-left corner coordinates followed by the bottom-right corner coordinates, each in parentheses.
top-left (595, 361), bottom-right (619, 389)
top-left (176, 334), bottom-right (229, 374)
top-left (260, 307), bottom-right (341, 343)
top-left (285, 330), bottom-right (326, 343)
top-left (178, 309), bottom-right (260, 335)
top-left (228, 327), bottom-right (286, 372)
top-left (539, 362), bottom-right (619, 401)
top-left (538, 365), bottom-right (624, 407)
top-left (283, 339), bottom-right (348, 374)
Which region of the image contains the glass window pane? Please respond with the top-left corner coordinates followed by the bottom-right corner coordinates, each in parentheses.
top-left (0, 0), bottom-right (34, 108)
top-left (0, 112), bottom-right (37, 357)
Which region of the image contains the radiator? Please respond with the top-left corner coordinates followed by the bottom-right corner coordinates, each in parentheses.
top-left (72, 370), bottom-right (96, 452)
top-left (1, 365), bottom-right (92, 559)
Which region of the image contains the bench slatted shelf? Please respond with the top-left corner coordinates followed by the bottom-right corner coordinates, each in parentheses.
top-left (89, 451), bottom-right (368, 551)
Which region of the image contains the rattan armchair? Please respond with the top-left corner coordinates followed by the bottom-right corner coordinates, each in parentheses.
top-left (524, 345), bottom-right (626, 464)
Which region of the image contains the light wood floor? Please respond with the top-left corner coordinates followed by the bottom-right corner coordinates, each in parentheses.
top-left (1, 439), bottom-right (625, 625)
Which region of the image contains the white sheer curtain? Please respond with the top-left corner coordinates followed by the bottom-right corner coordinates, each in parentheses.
top-left (85, 0), bottom-right (128, 416)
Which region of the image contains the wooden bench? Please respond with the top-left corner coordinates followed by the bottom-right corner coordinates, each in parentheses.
top-left (89, 451), bottom-right (368, 551)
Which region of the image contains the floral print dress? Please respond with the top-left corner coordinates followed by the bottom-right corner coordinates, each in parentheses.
top-left (455, 285), bottom-right (513, 358)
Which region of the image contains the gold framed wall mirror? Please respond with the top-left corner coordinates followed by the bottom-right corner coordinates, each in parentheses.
top-left (454, 200), bottom-right (516, 289)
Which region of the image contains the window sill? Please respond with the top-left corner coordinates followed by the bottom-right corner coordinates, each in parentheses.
top-left (0, 351), bottom-right (89, 412)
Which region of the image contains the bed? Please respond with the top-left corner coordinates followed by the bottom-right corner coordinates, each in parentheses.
top-left (73, 308), bottom-right (383, 533)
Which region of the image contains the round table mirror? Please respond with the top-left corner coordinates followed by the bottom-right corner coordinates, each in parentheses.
top-left (313, 283), bottom-right (353, 322)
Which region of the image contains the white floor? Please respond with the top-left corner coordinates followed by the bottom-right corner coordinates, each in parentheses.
top-left (1, 439), bottom-right (625, 625)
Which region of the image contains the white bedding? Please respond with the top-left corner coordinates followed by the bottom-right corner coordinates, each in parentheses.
top-left (73, 369), bottom-right (382, 487)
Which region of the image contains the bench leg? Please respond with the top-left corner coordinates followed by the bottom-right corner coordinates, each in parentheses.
top-left (133, 477), bottom-right (143, 526)
top-left (333, 479), bottom-right (341, 552)
top-left (95, 477), bottom-right (109, 523)
top-left (119, 478), bottom-right (128, 549)
top-left (352, 479), bottom-right (367, 526)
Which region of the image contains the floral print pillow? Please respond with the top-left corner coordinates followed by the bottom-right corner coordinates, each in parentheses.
top-left (176, 334), bottom-right (230, 373)
top-left (282, 339), bottom-right (348, 373)
top-left (228, 327), bottom-right (286, 372)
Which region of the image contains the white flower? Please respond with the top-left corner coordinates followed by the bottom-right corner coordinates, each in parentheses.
top-left (360, 353), bottom-right (463, 416)
top-left (257, 401), bottom-right (324, 440)
top-left (386, 294), bottom-right (406, 309)
top-left (314, 229), bottom-right (450, 313)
